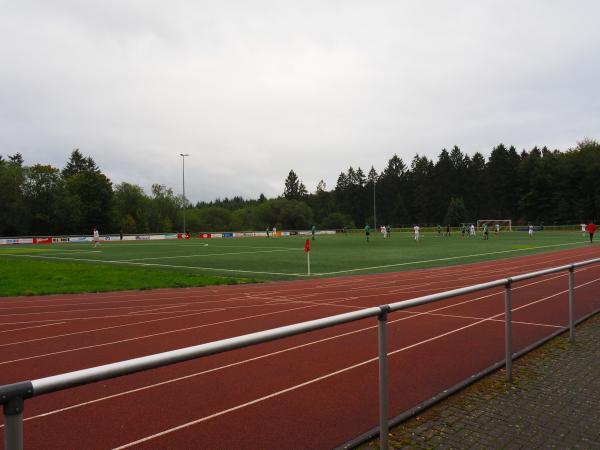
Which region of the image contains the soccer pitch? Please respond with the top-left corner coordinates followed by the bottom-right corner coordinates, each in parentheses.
top-left (0, 230), bottom-right (591, 284)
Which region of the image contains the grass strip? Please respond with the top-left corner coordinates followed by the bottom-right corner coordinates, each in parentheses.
top-left (0, 258), bottom-right (256, 296)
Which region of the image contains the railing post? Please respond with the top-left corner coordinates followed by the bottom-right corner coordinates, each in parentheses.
top-left (1, 381), bottom-right (33, 450)
top-left (569, 265), bottom-right (575, 341)
top-left (504, 279), bottom-right (513, 383)
top-left (378, 305), bottom-right (391, 450)
top-left (4, 400), bottom-right (24, 450)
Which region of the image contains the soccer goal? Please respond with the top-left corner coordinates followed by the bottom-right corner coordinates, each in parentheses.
top-left (477, 219), bottom-right (512, 232)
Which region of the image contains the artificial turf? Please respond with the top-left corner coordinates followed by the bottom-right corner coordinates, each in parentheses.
top-left (0, 230), bottom-right (592, 296)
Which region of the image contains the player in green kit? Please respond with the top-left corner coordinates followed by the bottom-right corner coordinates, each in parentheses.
top-left (437, 224), bottom-right (442, 236)
top-left (311, 225), bottom-right (316, 240)
top-left (365, 224), bottom-right (371, 242)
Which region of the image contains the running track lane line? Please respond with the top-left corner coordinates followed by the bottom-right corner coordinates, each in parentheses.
top-left (111, 277), bottom-right (600, 450)
top-left (4, 275), bottom-right (589, 429)
top-left (0, 304), bottom-right (329, 365)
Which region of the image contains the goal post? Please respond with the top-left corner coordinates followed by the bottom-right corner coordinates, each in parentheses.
top-left (476, 219), bottom-right (512, 232)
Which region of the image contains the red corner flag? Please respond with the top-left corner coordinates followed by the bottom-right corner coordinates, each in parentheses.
top-left (304, 239), bottom-right (310, 253)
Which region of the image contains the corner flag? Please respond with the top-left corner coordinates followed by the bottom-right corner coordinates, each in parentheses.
top-left (304, 239), bottom-right (310, 253)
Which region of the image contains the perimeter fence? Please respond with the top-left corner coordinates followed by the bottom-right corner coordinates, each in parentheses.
top-left (2, 257), bottom-right (600, 450)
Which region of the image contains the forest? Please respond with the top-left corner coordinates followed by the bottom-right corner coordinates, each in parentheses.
top-left (0, 140), bottom-right (598, 236)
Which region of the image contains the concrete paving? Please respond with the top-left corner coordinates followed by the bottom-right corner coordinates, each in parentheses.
top-left (362, 314), bottom-right (600, 449)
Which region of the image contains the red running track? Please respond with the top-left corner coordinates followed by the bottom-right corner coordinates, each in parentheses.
top-left (1, 245), bottom-right (600, 449)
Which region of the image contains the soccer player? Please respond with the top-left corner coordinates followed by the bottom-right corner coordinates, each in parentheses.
top-left (587, 221), bottom-right (596, 243)
top-left (469, 224), bottom-right (476, 237)
top-left (495, 223), bottom-right (500, 235)
top-left (445, 224), bottom-right (451, 237)
top-left (482, 223), bottom-right (489, 240)
top-left (461, 224), bottom-right (466, 239)
top-left (414, 224), bottom-right (420, 241)
top-left (386, 225), bottom-right (391, 238)
top-left (311, 224), bottom-right (316, 240)
top-left (528, 224), bottom-right (534, 238)
top-left (92, 227), bottom-right (100, 248)
top-left (272, 226), bottom-right (277, 238)
top-left (364, 224), bottom-right (371, 242)
top-left (581, 223), bottom-right (587, 237)
top-left (437, 224), bottom-right (442, 236)
top-left (266, 226), bottom-right (270, 238)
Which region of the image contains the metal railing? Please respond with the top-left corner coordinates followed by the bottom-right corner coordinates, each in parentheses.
top-left (2, 257), bottom-right (600, 450)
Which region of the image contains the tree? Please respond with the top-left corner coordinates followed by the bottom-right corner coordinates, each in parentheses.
top-left (283, 170), bottom-right (307, 200)
top-left (0, 154), bottom-right (26, 234)
top-left (62, 149), bottom-right (99, 177)
top-left (444, 197), bottom-right (469, 225)
top-left (65, 171), bottom-right (113, 232)
top-left (149, 184), bottom-right (181, 232)
top-left (113, 183), bottom-right (151, 233)
top-left (22, 165), bottom-right (65, 234)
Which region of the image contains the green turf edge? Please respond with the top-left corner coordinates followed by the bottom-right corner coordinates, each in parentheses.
top-left (0, 258), bottom-right (258, 297)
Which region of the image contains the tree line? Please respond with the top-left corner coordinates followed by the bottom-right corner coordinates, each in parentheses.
top-left (1, 141), bottom-right (598, 236)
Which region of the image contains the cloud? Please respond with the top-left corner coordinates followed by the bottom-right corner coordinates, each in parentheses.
top-left (1, 1), bottom-right (599, 201)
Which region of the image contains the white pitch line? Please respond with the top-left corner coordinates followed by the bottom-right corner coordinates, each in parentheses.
top-left (119, 248), bottom-right (300, 262)
top-left (3, 254), bottom-right (307, 277)
top-left (316, 241), bottom-right (587, 276)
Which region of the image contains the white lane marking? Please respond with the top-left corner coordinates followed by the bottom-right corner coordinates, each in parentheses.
top-left (0, 304), bottom-right (320, 365)
top-left (0, 297), bottom-right (355, 349)
top-left (419, 312), bottom-right (562, 329)
top-left (112, 276), bottom-right (600, 449)
top-left (0, 303), bottom-right (194, 318)
top-left (0, 322), bottom-right (66, 334)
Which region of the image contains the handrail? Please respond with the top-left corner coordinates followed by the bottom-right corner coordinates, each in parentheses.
top-left (2, 256), bottom-right (600, 450)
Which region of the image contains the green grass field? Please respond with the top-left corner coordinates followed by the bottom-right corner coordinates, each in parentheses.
top-left (0, 230), bottom-right (592, 296)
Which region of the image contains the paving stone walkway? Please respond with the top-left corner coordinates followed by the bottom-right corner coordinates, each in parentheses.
top-left (362, 314), bottom-right (600, 449)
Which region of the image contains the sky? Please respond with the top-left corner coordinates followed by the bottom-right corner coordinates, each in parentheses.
top-left (1, 0), bottom-right (599, 203)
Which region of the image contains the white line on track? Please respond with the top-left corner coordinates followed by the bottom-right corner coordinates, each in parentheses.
top-left (0, 304), bottom-right (322, 365)
top-left (0, 322), bottom-right (66, 334)
top-left (0, 302), bottom-right (195, 318)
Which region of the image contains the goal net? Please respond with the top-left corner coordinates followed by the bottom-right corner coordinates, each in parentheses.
top-left (476, 219), bottom-right (512, 232)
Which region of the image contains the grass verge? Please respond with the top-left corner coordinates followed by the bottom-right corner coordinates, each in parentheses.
top-left (0, 258), bottom-right (256, 296)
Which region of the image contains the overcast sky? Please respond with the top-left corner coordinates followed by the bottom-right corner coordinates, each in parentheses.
top-left (1, 1), bottom-right (599, 202)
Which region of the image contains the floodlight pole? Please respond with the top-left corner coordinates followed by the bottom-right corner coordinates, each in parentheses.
top-left (373, 177), bottom-right (377, 229)
top-left (180, 153), bottom-right (189, 234)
